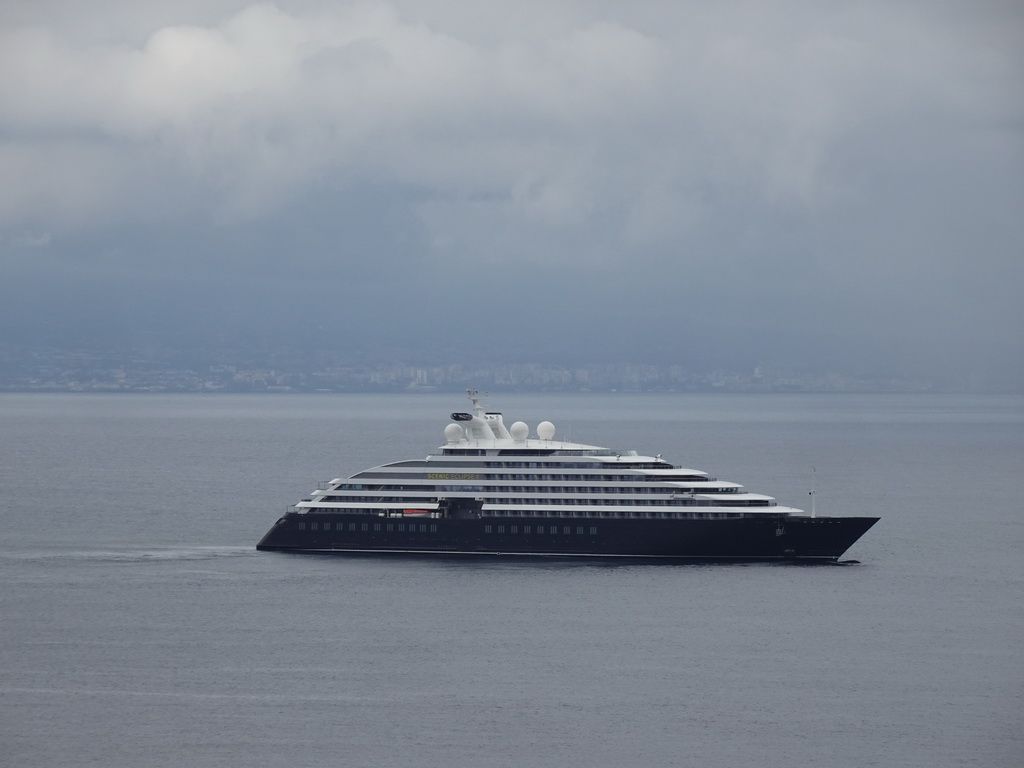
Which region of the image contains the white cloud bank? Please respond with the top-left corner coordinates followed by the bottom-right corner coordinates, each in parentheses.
top-left (3, 1), bottom-right (1018, 255)
top-left (0, 0), bottom-right (1021, 379)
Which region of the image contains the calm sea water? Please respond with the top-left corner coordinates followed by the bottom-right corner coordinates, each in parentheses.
top-left (1, 393), bottom-right (1021, 768)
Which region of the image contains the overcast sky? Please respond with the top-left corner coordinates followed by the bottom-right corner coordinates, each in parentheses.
top-left (1, 0), bottom-right (1022, 381)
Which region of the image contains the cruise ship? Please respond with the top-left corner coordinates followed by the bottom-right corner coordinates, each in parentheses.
top-left (256, 391), bottom-right (878, 562)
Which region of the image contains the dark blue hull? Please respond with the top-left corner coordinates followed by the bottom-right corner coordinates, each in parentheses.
top-left (256, 512), bottom-right (878, 562)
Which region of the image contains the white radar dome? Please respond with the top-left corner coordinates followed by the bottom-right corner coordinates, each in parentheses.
top-left (444, 423), bottom-right (464, 443)
top-left (537, 421), bottom-right (556, 441)
top-left (510, 421), bottom-right (529, 441)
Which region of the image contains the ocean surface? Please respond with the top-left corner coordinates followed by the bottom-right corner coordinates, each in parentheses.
top-left (1, 392), bottom-right (1021, 768)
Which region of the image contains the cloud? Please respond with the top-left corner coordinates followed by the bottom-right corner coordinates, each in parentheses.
top-left (0, 0), bottom-right (1021, 380)
top-left (0, 1), bottom-right (933, 232)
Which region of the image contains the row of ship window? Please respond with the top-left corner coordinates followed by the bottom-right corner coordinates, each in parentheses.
top-left (485, 525), bottom-right (598, 535)
top-left (295, 520), bottom-right (604, 535)
top-left (335, 487), bottom-right (720, 493)
top-left (481, 510), bottom-right (748, 518)
top-left (434, 455), bottom-right (666, 469)
top-left (318, 497), bottom-right (766, 508)
top-left (335, 485), bottom-right (728, 494)
top-left (300, 509), bottom-right (753, 519)
top-left (435, 485), bottom-right (731, 493)
top-left (352, 473), bottom-right (709, 483)
top-left (298, 521), bottom-right (440, 533)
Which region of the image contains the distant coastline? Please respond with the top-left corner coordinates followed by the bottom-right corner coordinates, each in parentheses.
top-left (0, 350), bottom-right (1013, 394)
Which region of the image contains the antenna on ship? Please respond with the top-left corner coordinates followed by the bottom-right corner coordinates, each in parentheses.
top-left (809, 466), bottom-right (816, 518)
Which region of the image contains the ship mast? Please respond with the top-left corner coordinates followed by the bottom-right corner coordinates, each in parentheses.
top-left (809, 467), bottom-right (816, 518)
top-left (467, 388), bottom-right (487, 418)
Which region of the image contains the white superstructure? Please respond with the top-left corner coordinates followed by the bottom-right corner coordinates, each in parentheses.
top-left (294, 390), bottom-right (802, 521)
